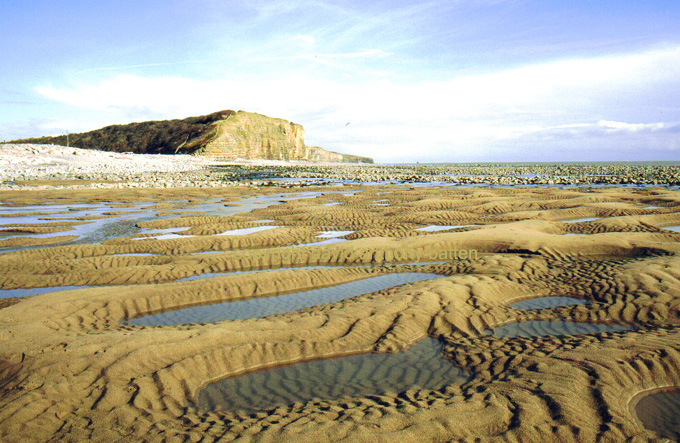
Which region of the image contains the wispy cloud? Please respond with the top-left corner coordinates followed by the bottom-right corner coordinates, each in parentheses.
top-left (509, 120), bottom-right (680, 158)
top-left (596, 120), bottom-right (671, 133)
top-left (75, 60), bottom-right (210, 74)
top-left (255, 49), bottom-right (391, 62)
top-left (34, 45), bottom-right (680, 161)
top-left (528, 120), bottom-right (680, 139)
top-left (312, 49), bottom-right (391, 59)
top-left (292, 34), bottom-right (315, 45)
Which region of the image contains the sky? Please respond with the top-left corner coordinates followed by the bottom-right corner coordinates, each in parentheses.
top-left (1, 0), bottom-right (680, 163)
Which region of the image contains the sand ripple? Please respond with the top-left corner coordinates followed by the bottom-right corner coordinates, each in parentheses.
top-left (1, 185), bottom-right (680, 442)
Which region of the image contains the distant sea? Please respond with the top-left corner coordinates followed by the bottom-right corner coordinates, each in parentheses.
top-left (384, 161), bottom-right (680, 166)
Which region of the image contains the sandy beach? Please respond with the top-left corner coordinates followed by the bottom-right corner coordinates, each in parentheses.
top-left (1, 146), bottom-right (680, 442)
top-left (4, 0), bottom-right (680, 438)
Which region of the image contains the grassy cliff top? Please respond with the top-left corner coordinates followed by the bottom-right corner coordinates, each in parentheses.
top-left (11, 110), bottom-right (236, 155)
top-left (10, 110), bottom-right (373, 163)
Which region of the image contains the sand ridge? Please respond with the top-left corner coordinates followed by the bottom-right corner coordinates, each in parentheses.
top-left (1, 185), bottom-right (680, 442)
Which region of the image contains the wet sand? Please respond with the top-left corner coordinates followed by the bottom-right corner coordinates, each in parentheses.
top-left (1, 184), bottom-right (680, 442)
top-left (631, 387), bottom-right (680, 441)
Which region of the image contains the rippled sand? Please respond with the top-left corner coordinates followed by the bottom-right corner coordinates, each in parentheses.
top-left (1, 184), bottom-right (680, 442)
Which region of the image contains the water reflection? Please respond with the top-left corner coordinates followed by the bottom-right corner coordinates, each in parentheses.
top-left (196, 337), bottom-right (469, 414)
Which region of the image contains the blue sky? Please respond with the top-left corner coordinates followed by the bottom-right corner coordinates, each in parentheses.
top-left (1, 0), bottom-right (679, 162)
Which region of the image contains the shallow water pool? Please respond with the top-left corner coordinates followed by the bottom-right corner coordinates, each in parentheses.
top-left (0, 285), bottom-right (93, 299)
top-left (177, 265), bottom-right (338, 282)
top-left (127, 272), bottom-right (443, 326)
top-left (0, 190), bottom-right (338, 252)
top-left (195, 336), bottom-right (469, 414)
top-left (294, 230), bottom-right (354, 247)
top-left (416, 225), bottom-right (475, 232)
top-left (317, 230), bottom-right (354, 238)
top-left (561, 217), bottom-right (600, 223)
top-left (295, 238), bottom-right (347, 247)
top-left (510, 296), bottom-right (587, 310)
top-left (487, 320), bottom-right (632, 338)
top-left (216, 225), bottom-right (279, 236)
top-left (633, 388), bottom-right (680, 441)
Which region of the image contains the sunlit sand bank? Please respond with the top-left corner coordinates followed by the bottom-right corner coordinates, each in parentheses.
top-left (1, 184), bottom-right (680, 442)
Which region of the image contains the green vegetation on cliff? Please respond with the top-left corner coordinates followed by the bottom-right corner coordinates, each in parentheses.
top-left (334, 152), bottom-right (374, 163)
top-left (12, 111), bottom-right (235, 155)
top-left (10, 110), bottom-right (373, 163)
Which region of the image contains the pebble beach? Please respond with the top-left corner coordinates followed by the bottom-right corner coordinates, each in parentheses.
top-left (2, 144), bottom-right (679, 189)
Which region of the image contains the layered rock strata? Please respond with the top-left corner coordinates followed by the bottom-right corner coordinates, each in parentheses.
top-left (195, 111), bottom-right (370, 163)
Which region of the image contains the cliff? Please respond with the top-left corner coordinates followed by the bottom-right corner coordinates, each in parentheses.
top-left (195, 111), bottom-right (371, 163)
top-left (11, 110), bottom-right (373, 163)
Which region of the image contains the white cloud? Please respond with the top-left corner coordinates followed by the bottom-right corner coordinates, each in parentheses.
top-left (255, 48), bottom-right (391, 62)
top-left (596, 120), bottom-right (668, 133)
top-left (34, 45), bottom-right (680, 161)
top-left (524, 120), bottom-right (679, 139)
top-left (292, 34), bottom-right (315, 45)
top-left (316, 49), bottom-right (391, 59)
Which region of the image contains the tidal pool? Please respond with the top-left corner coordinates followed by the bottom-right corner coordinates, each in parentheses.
top-left (133, 232), bottom-right (195, 241)
top-left (216, 225), bottom-right (279, 236)
top-left (317, 230), bottom-right (354, 238)
top-left (416, 225), bottom-right (475, 231)
top-left (139, 227), bottom-right (192, 235)
top-left (561, 217), bottom-right (600, 223)
top-left (510, 296), bottom-right (587, 310)
top-left (663, 226), bottom-right (680, 233)
top-left (371, 199), bottom-right (391, 205)
top-left (488, 320), bottom-right (632, 338)
top-left (177, 265), bottom-right (338, 282)
top-left (127, 272), bottom-right (443, 326)
top-left (195, 336), bottom-right (470, 414)
top-left (295, 238), bottom-right (347, 247)
top-left (294, 230), bottom-right (354, 247)
top-left (0, 190), bottom-right (338, 252)
top-left (0, 206), bottom-right (153, 246)
top-left (0, 285), bottom-right (92, 299)
top-left (632, 387), bottom-right (680, 441)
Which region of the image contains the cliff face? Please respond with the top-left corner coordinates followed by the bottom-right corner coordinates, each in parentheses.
top-left (196, 111), bottom-right (372, 163)
top-left (10, 110), bottom-right (373, 163)
top-left (197, 111), bottom-right (306, 160)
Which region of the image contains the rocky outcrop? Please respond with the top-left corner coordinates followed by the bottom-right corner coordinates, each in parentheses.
top-left (11, 110), bottom-right (373, 163)
top-left (196, 111), bottom-right (372, 163)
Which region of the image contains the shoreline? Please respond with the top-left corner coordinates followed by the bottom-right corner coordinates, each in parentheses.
top-left (2, 143), bottom-right (680, 190)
